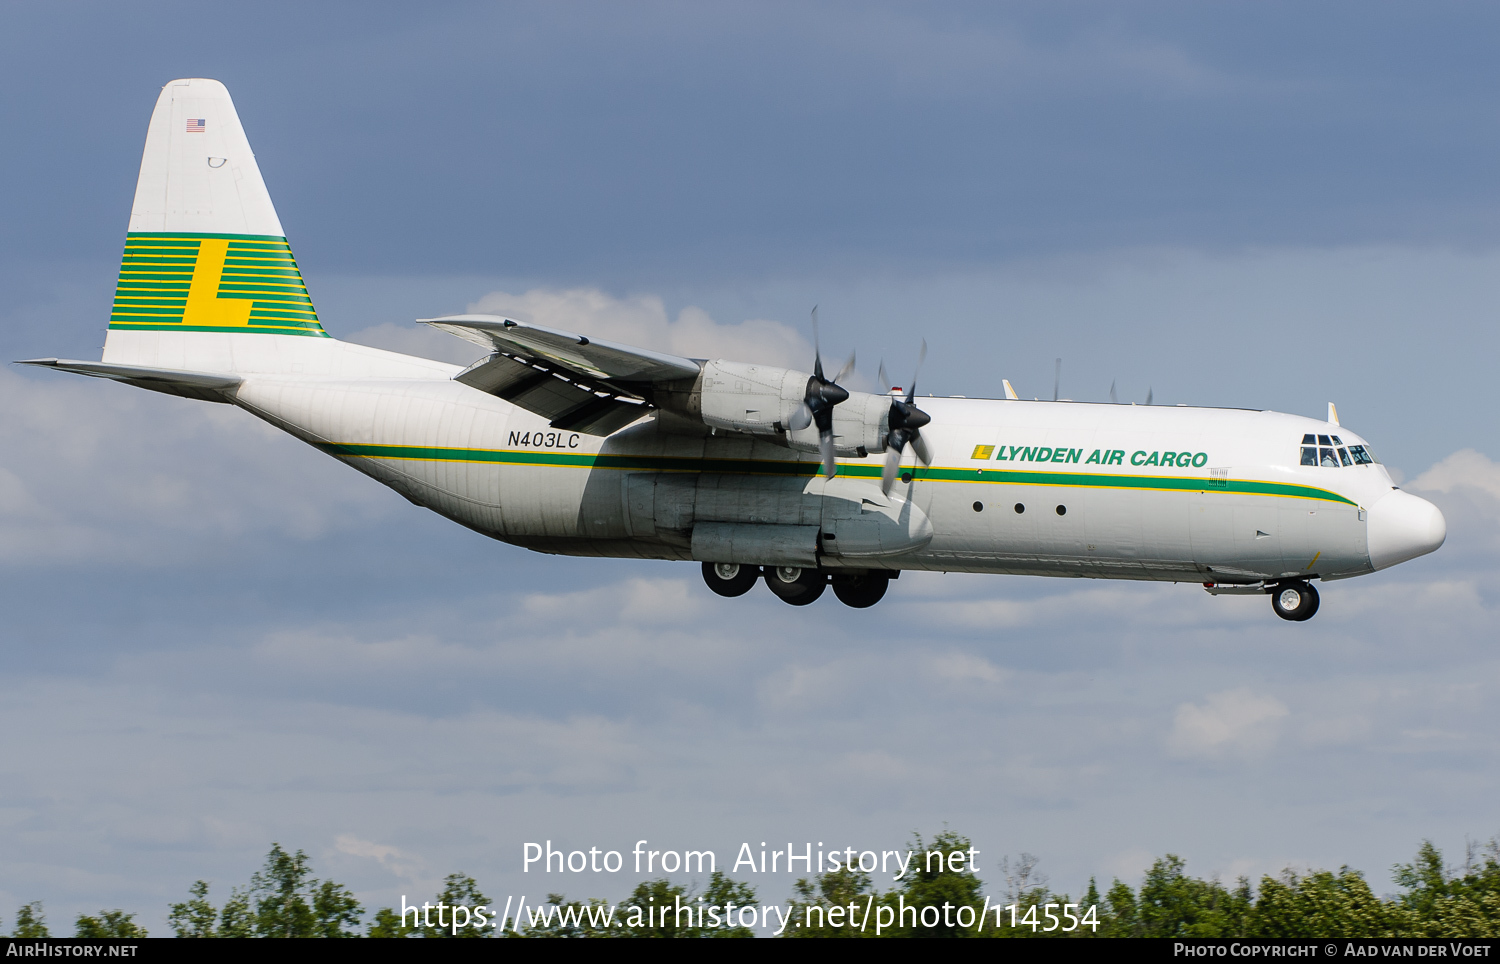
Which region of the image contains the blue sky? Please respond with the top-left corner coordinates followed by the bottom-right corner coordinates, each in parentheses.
top-left (2, 1), bottom-right (1499, 934)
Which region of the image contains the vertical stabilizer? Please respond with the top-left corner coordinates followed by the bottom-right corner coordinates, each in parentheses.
top-left (104, 79), bottom-right (328, 370)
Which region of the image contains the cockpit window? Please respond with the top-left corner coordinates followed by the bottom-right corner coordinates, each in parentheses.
top-left (1299, 435), bottom-right (1379, 467)
top-left (1299, 434), bottom-right (1371, 468)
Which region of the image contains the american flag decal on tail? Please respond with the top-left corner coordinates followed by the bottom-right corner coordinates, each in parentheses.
top-left (186, 118), bottom-right (206, 132)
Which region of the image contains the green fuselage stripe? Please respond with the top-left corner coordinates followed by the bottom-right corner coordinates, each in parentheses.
top-left (314, 442), bottom-right (1358, 505)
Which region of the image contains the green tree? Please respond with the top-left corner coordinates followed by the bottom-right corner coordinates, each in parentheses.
top-left (511, 894), bottom-right (617, 938)
top-left (785, 867), bottom-right (876, 938)
top-left (1098, 878), bottom-right (1141, 937)
top-left (422, 873), bottom-right (491, 938)
top-left (785, 832), bottom-right (990, 938)
top-left (1250, 867), bottom-right (1404, 937)
top-left (984, 851), bottom-right (1059, 938)
top-left (1392, 839), bottom-right (1500, 937)
top-left (12, 902), bottom-right (48, 938)
top-left (515, 872), bottom-right (756, 938)
top-left (242, 843), bottom-right (362, 937)
top-left (1135, 855), bottom-right (1251, 937)
top-left (74, 910), bottom-right (147, 938)
top-left (699, 872), bottom-right (759, 938)
top-left (216, 889), bottom-right (255, 938)
top-left (168, 880), bottom-right (219, 938)
top-left (618, 876), bottom-right (757, 937)
top-left (895, 830), bottom-right (985, 937)
top-left (367, 906), bottom-right (417, 938)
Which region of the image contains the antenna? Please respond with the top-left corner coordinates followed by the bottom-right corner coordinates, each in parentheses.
top-left (1053, 358), bottom-right (1061, 402)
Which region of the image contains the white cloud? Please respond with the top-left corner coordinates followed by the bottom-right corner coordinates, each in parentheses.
top-left (469, 288), bottom-right (810, 368)
top-left (334, 835), bottom-right (426, 881)
top-left (929, 651), bottom-right (1010, 686)
top-left (1169, 688), bottom-right (1289, 760)
top-left (343, 321), bottom-right (489, 367)
top-left (0, 369), bottom-right (396, 567)
top-left (1410, 449), bottom-right (1500, 501)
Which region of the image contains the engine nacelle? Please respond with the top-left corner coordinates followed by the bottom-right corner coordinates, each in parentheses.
top-left (692, 359), bottom-right (888, 456)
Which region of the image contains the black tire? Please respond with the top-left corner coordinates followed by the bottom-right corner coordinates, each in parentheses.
top-left (1270, 581), bottom-right (1320, 621)
top-left (831, 571), bottom-right (891, 608)
top-left (763, 566), bottom-right (826, 606)
top-left (702, 562), bottom-right (760, 598)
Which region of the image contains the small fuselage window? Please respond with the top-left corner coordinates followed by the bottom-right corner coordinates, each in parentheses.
top-left (1300, 433), bottom-right (1367, 468)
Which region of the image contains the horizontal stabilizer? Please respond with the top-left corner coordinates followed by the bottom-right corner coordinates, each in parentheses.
top-left (420, 314), bottom-right (701, 383)
top-left (15, 358), bottom-right (241, 403)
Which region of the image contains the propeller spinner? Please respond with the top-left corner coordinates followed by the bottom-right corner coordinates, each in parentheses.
top-left (787, 306), bottom-right (855, 478)
top-left (878, 341), bottom-right (933, 496)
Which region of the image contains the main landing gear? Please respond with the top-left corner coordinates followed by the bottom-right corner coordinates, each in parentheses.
top-left (699, 563), bottom-right (892, 608)
top-left (701, 562), bottom-right (760, 597)
top-left (764, 566), bottom-right (826, 606)
top-left (1269, 580), bottom-right (1320, 621)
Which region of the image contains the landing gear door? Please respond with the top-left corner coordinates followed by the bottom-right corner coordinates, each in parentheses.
top-left (818, 476), bottom-right (934, 559)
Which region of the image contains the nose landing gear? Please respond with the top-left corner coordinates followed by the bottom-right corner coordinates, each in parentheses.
top-left (1269, 581), bottom-right (1320, 621)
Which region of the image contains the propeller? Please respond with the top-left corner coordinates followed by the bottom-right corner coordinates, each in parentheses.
top-left (878, 341), bottom-right (933, 496)
top-left (787, 306), bottom-right (855, 478)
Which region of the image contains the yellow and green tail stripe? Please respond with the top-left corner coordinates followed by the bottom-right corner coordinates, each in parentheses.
top-left (107, 232), bottom-right (328, 337)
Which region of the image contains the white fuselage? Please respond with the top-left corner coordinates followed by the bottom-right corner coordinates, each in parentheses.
top-left (192, 333), bottom-right (1438, 586)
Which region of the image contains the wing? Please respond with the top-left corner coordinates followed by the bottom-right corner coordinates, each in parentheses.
top-left (420, 314), bottom-right (702, 436)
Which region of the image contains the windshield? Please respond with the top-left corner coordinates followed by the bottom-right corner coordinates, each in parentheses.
top-left (1300, 434), bottom-right (1379, 468)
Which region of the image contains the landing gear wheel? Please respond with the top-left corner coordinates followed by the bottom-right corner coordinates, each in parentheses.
top-left (702, 562), bottom-right (760, 598)
top-left (1270, 581), bottom-right (1320, 621)
top-left (764, 566), bottom-right (826, 606)
top-left (831, 571), bottom-right (891, 608)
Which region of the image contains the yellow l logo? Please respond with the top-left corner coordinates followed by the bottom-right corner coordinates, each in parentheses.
top-left (183, 239), bottom-right (253, 328)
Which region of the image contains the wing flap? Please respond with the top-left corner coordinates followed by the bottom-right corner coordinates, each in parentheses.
top-left (453, 351), bottom-right (652, 436)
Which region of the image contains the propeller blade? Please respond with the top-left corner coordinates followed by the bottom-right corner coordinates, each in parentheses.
top-left (787, 402), bottom-right (813, 432)
top-left (1145, 387), bottom-right (1153, 406)
top-left (911, 433), bottom-right (933, 466)
top-left (1110, 380), bottom-right (1118, 404)
top-left (819, 431), bottom-right (838, 479)
top-left (834, 351), bottom-right (856, 385)
top-left (1053, 358), bottom-right (1061, 402)
top-left (905, 340), bottom-right (927, 404)
top-left (810, 305), bottom-right (824, 381)
top-left (878, 361), bottom-right (891, 394)
top-left (881, 444), bottom-right (903, 495)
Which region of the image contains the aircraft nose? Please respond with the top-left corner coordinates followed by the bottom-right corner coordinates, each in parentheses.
top-left (1367, 490), bottom-right (1446, 570)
